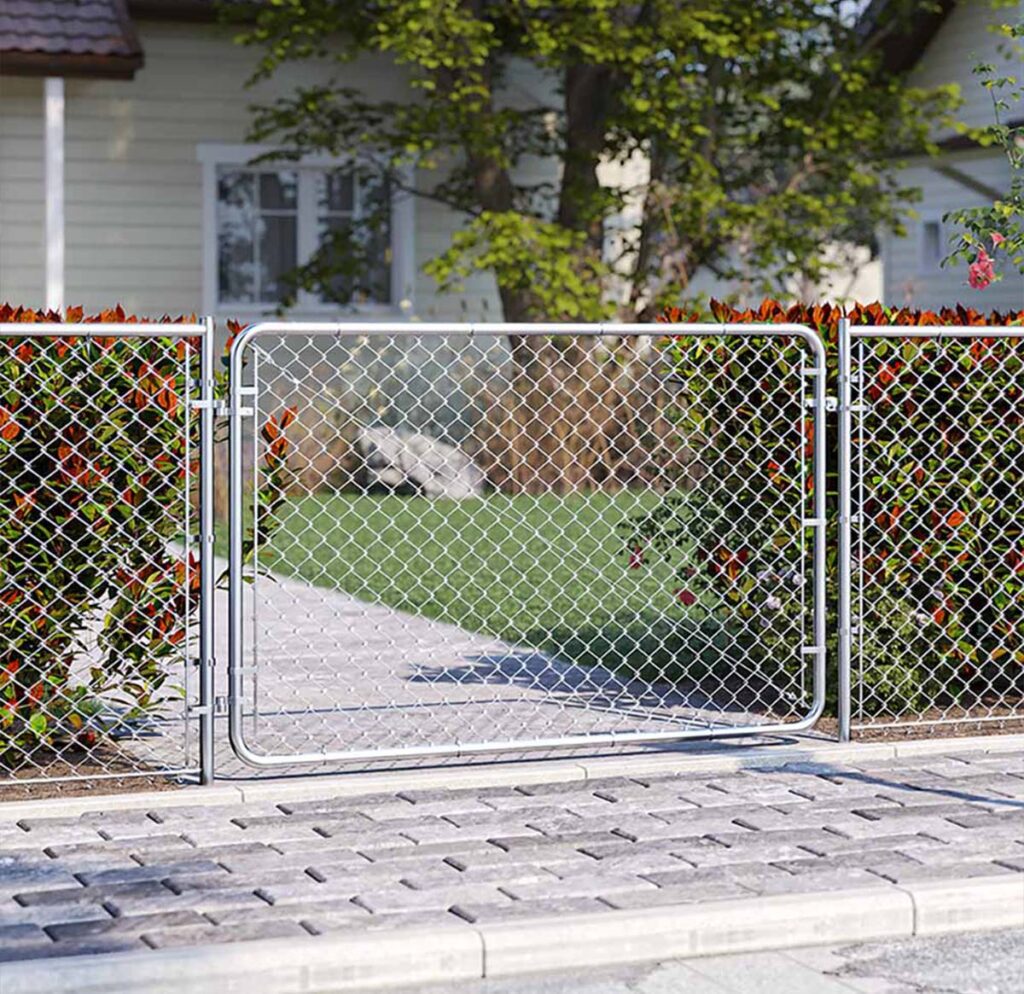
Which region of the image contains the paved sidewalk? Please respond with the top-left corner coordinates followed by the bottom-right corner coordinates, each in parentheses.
top-left (189, 560), bottom-right (792, 779)
top-left (0, 745), bottom-right (1022, 981)
top-left (387, 931), bottom-right (1024, 994)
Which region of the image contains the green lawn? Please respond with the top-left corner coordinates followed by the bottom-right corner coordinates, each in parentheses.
top-left (225, 490), bottom-right (745, 682)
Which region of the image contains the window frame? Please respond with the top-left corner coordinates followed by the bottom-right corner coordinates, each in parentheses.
top-left (198, 143), bottom-right (415, 317)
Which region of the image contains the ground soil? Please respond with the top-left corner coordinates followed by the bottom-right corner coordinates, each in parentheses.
top-left (0, 745), bottom-right (186, 802)
top-left (815, 711), bottom-right (1024, 742)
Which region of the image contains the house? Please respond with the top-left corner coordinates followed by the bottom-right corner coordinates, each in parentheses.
top-left (0, 0), bottom-right (516, 322)
top-left (0, 1), bottom-right (1019, 321)
top-left (878, 0), bottom-right (1024, 310)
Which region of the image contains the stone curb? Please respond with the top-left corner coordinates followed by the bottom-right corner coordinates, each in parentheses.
top-left (2, 733), bottom-right (1023, 820)
top-left (1, 876), bottom-right (1020, 993)
top-left (896, 874), bottom-right (1024, 936)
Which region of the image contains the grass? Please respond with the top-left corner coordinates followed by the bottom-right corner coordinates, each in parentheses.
top-left (224, 490), bottom-right (752, 684)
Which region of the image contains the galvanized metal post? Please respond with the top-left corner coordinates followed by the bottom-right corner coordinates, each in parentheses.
top-left (837, 316), bottom-right (852, 742)
top-left (228, 325), bottom-right (246, 764)
top-left (198, 316), bottom-right (217, 782)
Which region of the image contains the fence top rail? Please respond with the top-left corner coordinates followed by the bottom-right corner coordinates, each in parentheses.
top-left (233, 320), bottom-right (824, 368)
top-left (237, 320), bottom-right (817, 339)
top-left (0, 322), bottom-right (208, 337)
top-left (231, 320), bottom-right (825, 378)
top-left (850, 324), bottom-right (1024, 339)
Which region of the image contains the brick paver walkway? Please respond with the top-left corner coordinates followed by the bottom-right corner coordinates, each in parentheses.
top-left (1, 748), bottom-right (1023, 962)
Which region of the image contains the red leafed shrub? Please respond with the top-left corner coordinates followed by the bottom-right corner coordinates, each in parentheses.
top-left (627, 299), bottom-right (1024, 717)
top-left (0, 306), bottom-right (291, 766)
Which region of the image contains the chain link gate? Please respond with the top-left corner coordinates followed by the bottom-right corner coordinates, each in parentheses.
top-left (0, 320), bottom-right (216, 786)
top-left (838, 321), bottom-right (1024, 737)
top-left (226, 322), bottom-right (826, 769)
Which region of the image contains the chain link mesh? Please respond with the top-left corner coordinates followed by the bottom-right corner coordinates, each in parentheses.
top-left (851, 329), bottom-right (1024, 730)
top-left (0, 328), bottom-right (202, 784)
top-left (230, 327), bottom-right (822, 766)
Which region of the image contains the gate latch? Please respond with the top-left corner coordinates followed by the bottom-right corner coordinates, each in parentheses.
top-left (804, 396), bottom-right (838, 413)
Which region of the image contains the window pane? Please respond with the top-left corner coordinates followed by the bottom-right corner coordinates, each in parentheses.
top-left (217, 170), bottom-right (256, 303)
top-left (259, 214), bottom-right (298, 303)
top-left (259, 171), bottom-right (297, 210)
top-left (316, 215), bottom-right (391, 305)
top-left (317, 170), bottom-right (354, 213)
top-left (360, 173), bottom-right (390, 214)
top-left (316, 216), bottom-right (353, 302)
top-left (362, 223), bottom-right (392, 303)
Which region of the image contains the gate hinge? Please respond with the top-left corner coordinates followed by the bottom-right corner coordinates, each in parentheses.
top-left (804, 396), bottom-right (838, 412)
top-left (215, 695), bottom-right (228, 716)
top-left (189, 398), bottom-right (231, 416)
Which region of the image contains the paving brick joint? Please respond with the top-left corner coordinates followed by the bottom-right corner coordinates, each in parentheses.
top-left (0, 748), bottom-right (1022, 963)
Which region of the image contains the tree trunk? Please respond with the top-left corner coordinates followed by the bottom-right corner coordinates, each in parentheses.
top-left (558, 64), bottom-right (614, 254)
top-left (498, 285), bottom-right (538, 365)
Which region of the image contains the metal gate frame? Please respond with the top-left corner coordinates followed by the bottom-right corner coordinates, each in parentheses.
top-left (225, 321), bottom-right (827, 769)
top-left (837, 319), bottom-right (1024, 740)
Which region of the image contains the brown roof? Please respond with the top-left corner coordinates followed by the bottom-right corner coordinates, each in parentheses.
top-left (0, 0), bottom-right (143, 78)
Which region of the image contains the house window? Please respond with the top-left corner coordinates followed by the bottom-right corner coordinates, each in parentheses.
top-left (920, 220), bottom-right (943, 274)
top-left (199, 145), bottom-right (412, 314)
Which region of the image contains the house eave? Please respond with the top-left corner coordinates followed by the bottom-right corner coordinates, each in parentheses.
top-left (0, 51), bottom-right (144, 80)
top-left (128, 0), bottom-right (257, 22)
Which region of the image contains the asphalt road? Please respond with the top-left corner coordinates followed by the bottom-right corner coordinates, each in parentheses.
top-left (375, 930), bottom-right (1024, 994)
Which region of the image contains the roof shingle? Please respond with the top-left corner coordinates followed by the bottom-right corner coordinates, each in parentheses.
top-left (0, 0), bottom-right (143, 77)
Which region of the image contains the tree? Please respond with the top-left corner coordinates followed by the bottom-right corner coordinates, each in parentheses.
top-left (233, 1), bottom-right (957, 335)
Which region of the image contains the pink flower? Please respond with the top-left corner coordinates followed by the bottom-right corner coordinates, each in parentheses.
top-left (968, 249), bottom-right (995, 290)
top-left (628, 546), bottom-right (644, 569)
top-left (991, 232), bottom-right (1006, 248)
top-left (675, 589), bottom-right (697, 607)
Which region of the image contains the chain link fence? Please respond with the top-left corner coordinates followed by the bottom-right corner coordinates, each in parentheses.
top-left (0, 323), bottom-right (210, 786)
top-left (227, 323), bottom-right (825, 769)
top-left (6, 317), bottom-right (1023, 786)
top-left (844, 325), bottom-right (1024, 732)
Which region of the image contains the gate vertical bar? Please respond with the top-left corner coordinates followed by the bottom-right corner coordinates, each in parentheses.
top-left (837, 316), bottom-right (852, 742)
top-left (813, 324), bottom-right (827, 717)
top-left (227, 327), bottom-right (247, 764)
top-left (198, 316), bottom-right (217, 782)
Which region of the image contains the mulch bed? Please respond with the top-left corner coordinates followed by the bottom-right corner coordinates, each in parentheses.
top-left (815, 711), bottom-right (1024, 742)
top-left (0, 744), bottom-right (186, 802)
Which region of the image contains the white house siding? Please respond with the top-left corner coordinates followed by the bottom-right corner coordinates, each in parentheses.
top-left (908, 0), bottom-right (1019, 138)
top-left (0, 18), bottom-right (511, 322)
top-left (0, 74), bottom-right (44, 304)
top-left (881, 0), bottom-right (1024, 311)
top-left (881, 150), bottom-right (1024, 312)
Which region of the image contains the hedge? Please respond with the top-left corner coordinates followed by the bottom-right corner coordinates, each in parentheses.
top-left (627, 299), bottom-right (1024, 717)
top-left (0, 305), bottom-right (290, 766)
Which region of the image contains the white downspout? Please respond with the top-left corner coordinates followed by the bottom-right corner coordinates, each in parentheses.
top-left (44, 76), bottom-right (65, 314)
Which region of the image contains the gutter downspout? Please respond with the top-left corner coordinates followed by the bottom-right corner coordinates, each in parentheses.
top-left (44, 77), bottom-right (65, 314)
